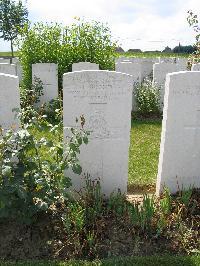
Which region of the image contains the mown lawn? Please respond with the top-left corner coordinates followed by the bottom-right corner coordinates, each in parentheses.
top-left (128, 119), bottom-right (162, 190)
top-left (1, 255), bottom-right (200, 266)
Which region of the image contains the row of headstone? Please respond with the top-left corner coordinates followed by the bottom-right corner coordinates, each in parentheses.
top-left (0, 63), bottom-right (200, 196)
top-left (31, 59), bottom-right (198, 111)
top-left (0, 67), bottom-right (132, 197)
top-left (31, 62), bottom-right (100, 106)
top-left (115, 57), bottom-right (189, 111)
top-left (62, 68), bottom-right (200, 196)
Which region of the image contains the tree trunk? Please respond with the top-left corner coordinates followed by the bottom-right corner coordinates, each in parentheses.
top-left (10, 39), bottom-right (14, 64)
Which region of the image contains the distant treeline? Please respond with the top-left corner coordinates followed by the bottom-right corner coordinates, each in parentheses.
top-left (117, 44), bottom-right (197, 54)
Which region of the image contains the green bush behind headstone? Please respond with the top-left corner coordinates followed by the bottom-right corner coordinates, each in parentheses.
top-left (17, 19), bottom-right (116, 90)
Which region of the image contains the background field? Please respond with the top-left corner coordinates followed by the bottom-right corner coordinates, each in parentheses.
top-left (0, 51), bottom-right (189, 59)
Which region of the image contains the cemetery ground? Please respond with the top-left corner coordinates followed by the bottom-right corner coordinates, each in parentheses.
top-left (0, 117), bottom-right (199, 263)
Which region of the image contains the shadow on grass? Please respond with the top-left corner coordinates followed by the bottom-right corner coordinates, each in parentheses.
top-left (131, 118), bottom-right (162, 128)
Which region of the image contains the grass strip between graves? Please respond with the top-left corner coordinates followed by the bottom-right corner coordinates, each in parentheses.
top-left (128, 119), bottom-right (162, 190)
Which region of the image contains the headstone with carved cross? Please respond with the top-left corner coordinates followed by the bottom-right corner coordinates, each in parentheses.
top-left (156, 71), bottom-right (200, 195)
top-left (63, 70), bottom-right (132, 197)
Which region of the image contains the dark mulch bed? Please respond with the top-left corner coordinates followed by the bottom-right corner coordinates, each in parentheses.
top-left (0, 190), bottom-right (199, 261)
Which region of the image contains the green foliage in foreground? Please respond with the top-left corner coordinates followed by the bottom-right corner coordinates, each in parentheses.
top-left (128, 119), bottom-right (162, 188)
top-left (0, 113), bottom-right (89, 224)
top-left (1, 255), bottom-right (200, 265)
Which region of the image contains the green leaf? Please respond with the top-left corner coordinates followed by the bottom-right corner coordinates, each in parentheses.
top-left (72, 164), bottom-right (82, 175)
top-left (2, 166), bottom-right (12, 176)
top-left (83, 136), bottom-right (89, 144)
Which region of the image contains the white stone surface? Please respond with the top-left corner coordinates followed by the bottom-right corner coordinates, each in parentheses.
top-left (115, 57), bottom-right (129, 63)
top-left (32, 63), bottom-right (58, 105)
top-left (176, 58), bottom-right (188, 71)
top-left (153, 62), bottom-right (178, 108)
top-left (12, 57), bottom-right (19, 64)
top-left (159, 57), bottom-right (176, 63)
top-left (72, 62), bottom-right (99, 71)
top-left (0, 63), bottom-right (17, 75)
top-left (63, 70), bottom-right (133, 196)
top-left (140, 60), bottom-right (154, 80)
top-left (191, 63), bottom-right (200, 71)
top-left (156, 71), bottom-right (200, 195)
top-left (0, 58), bottom-right (10, 64)
top-left (12, 58), bottom-right (23, 82)
top-left (0, 74), bottom-right (20, 130)
top-left (115, 62), bottom-right (141, 110)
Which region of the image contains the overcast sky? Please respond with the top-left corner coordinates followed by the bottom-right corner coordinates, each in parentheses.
top-left (1, 0), bottom-right (200, 52)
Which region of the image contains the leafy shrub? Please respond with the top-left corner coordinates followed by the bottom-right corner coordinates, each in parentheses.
top-left (187, 11), bottom-right (200, 65)
top-left (17, 19), bottom-right (116, 89)
top-left (135, 78), bottom-right (161, 117)
top-left (0, 115), bottom-right (89, 224)
top-left (20, 77), bottom-right (63, 124)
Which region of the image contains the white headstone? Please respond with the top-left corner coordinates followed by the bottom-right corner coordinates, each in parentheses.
top-left (176, 58), bottom-right (188, 71)
top-left (140, 60), bottom-right (154, 80)
top-left (12, 58), bottom-right (23, 82)
top-left (0, 63), bottom-right (17, 75)
top-left (156, 71), bottom-right (200, 195)
top-left (115, 62), bottom-right (141, 110)
top-left (0, 58), bottom-right (10, 64)
top-left (63, 70), bottom-right (132, 196)
top-left (0, 74), bottom-right (20, 130)
top-left (191, 63), bottom-right (200, 71)
top-left (153, 62), bottom-right (178, 108)
top-left (32, 63), bottom-right (58, 105)
top-left (12, 57), bottom-right (19, 64)
top-left (159, 57), bottom-right (176, 63)
top-left (72, 62), bottom-right (99, 71)
top-left (115, 57), bottom-right (129, 63)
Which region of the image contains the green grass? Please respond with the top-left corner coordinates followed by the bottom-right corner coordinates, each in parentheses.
top-left (0, 51), bottom-right (189, 59)
top-left (128, 119), bottom-right (162, 189)
top-left (0, 51), bottom-right (18, 57)
top-left (1, 255), bottom-right (200, 265)
top-left (116, 51), bottom-right (189, 58)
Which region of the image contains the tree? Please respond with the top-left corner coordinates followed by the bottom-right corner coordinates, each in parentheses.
top-left (172, 44), bottom-right (196, 54)
top-left (0, 0), bottom-right (28, 61)
top-left (162, 46), bottom-right (172, 53)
